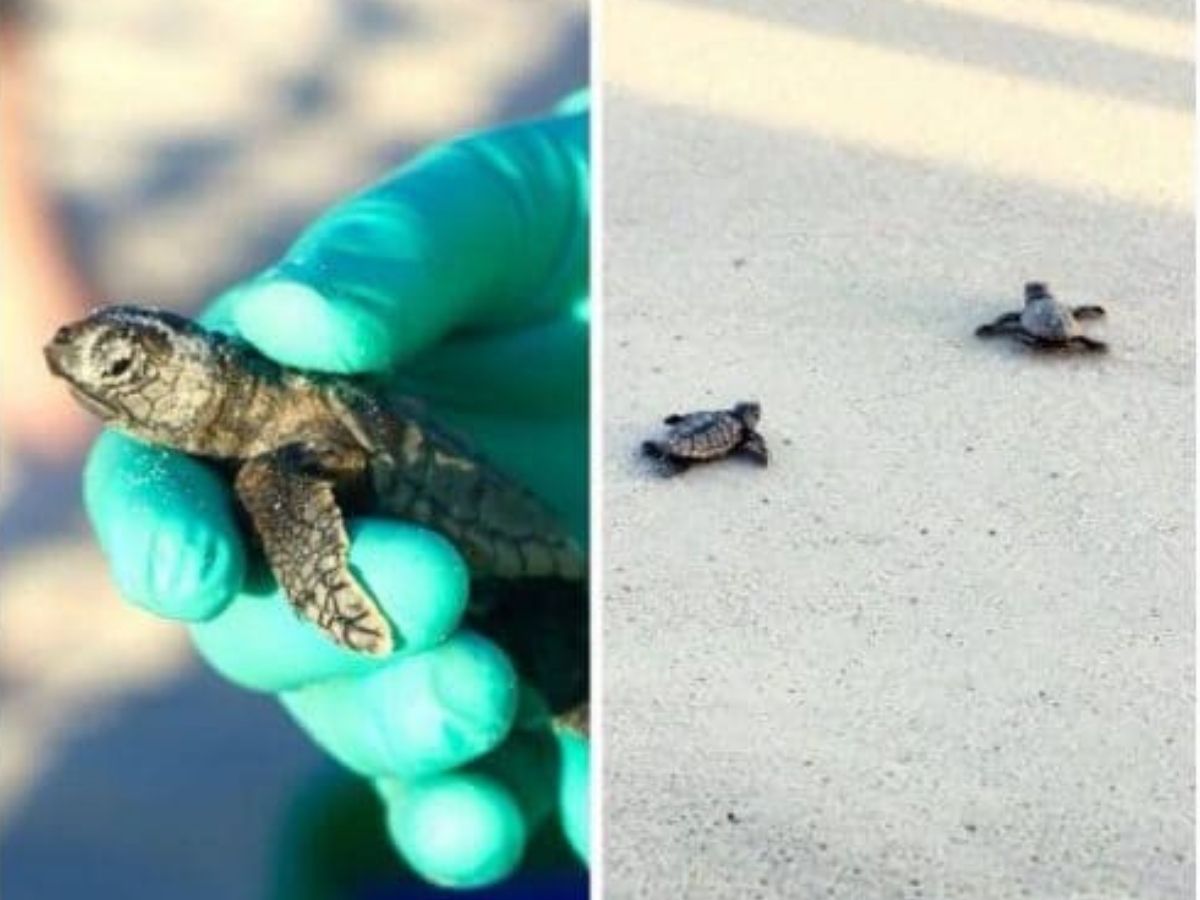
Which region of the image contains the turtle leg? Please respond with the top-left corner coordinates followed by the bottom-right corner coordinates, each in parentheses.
top-left (1011, 331), bottom-right (1064, 350)
top-left (643, 440), bottom-right (691, 474)
top-left (234, 447), bottom-right (394, 656)
top-left (739, 431), bottom-right (769, 466)
top-left (663, 414), bottom-right (685, 425)
top-left (975, 312), bottom-right (1021, 338)
top-left (1013, 332), bottom-right (1102, 352)
top-left (554, 701), bottom-right (589, 738)
top-left (641, 440), bottom-right (667, 459)
top-left (1072, 305), bottom-right (1106, 320)
top-left (1068, 335), bottom-right (1108, 353)
top-left (661, 455), bottom-right (692, 475)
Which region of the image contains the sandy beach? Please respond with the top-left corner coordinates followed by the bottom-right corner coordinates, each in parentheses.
top-left (603, 2), bottom-right (1193, 897)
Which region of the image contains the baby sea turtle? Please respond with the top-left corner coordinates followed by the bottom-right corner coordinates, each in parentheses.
top-left (975, 281), bottom-right (1107, 352)
top-left (44, 306), bottom-right (586, 663)
top-left (642, 401), bottom-right (767, 474)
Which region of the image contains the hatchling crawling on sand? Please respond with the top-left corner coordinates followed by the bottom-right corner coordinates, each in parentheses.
top-left (642, 401), bottom-right (768, 473)
top-left (975, 281), bottom-right (1107, 352)
top-left (44, 305), bottom-right (588, 730)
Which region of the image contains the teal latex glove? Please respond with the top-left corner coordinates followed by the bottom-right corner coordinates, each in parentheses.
top-left (83, 93), bottom-right (589, 889)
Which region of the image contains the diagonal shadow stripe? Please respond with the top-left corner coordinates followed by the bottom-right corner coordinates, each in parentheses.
top-left (608, 0), bottom-right (1192, 212)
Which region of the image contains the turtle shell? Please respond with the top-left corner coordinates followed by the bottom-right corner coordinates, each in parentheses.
top-left (1021, 298), bottom-right (1078, 341)
top-left (325, 381), bottom-right (585, 581)
top-left (665, 411), bottom-right (744, 460)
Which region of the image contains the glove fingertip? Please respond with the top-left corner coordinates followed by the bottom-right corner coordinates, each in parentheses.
top-left (230, 277), bottom-right (395, 373)
top-left (83, 432), bottom-right (244, 621)
top-left (346, 519), bottom-right (470, 653)
top-left (425, 632), bottom-right (519, 747)
top-left (138, 513), bottom-right (244, 619)
top-left (381, 773), bottom-right (527, 889)
top-left (554, 88), bottom-right (589, 115)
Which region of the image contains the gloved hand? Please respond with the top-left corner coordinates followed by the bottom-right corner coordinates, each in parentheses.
top-left (83, 91), bottom-right (589, 890)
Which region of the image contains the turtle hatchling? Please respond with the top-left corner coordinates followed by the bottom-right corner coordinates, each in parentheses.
top-left (975, 281), bottom-right (1107, 352)
top-left (44, 305), bottom-right (586, 665)
top-left (642, 401), bottom-right (768, 474)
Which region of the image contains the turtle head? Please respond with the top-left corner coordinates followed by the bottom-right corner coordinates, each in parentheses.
top-left (44, 304), bottom-right (225, 449)
top-left (732, 401), bottom-right (761, 429)
top-left (1024, 281), bottom-right (1051, 304)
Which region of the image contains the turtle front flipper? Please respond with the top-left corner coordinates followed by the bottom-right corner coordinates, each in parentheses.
top-left (1068, 335), bottom-right (1108, 352)
top-left (975, 311), bottom-right (1021, 337)
top-left (740, 431), bottom-right (769, 465)
top-left (234, 447), bottom-right (395, 656)
top-left (1071, 305), bottom-right (1106, 320)
top-left (641, 439), bottom-right (667, 459)
top-left (642, 439), bottom-right (690, 473)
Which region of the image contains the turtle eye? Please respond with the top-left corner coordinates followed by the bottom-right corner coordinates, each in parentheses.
top-left (104, 357), bottom-right (132, 378)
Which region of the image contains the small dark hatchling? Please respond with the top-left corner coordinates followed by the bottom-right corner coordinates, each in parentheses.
top-left (642, 401), bottom-right (768, 474)
top-left (975, 281), bottom-right (1107, 352)
top-left (44, 305), bottom-right (588, 732)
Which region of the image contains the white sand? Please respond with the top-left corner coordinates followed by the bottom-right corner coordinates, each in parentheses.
top-left (603, 2), bottom-right (1193, 897)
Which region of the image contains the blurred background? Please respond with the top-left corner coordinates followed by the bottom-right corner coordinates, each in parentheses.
top-left (0, 1), bottom-right (586, 896)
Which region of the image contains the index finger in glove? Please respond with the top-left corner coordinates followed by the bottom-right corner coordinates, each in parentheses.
top-left (221, 108), bottom-right (588, 375)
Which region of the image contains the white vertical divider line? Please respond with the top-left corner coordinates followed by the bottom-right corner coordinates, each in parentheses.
top-left (587, 0), bottom-right (605, 892)
top-left (1191, 17), bottom-right (1199, 875)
